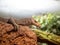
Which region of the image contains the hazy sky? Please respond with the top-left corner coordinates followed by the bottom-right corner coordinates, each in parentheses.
top-left (0, 0), bottom-right (60, 18)
top-left (0, 0), bottom-right (60, 12)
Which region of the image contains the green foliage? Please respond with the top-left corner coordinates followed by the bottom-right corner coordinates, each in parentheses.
top-left (32, 13), bottom-right (60, 35)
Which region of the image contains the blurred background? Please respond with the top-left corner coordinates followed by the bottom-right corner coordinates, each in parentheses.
top-left (0, 0), bottom-right (60, 18)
